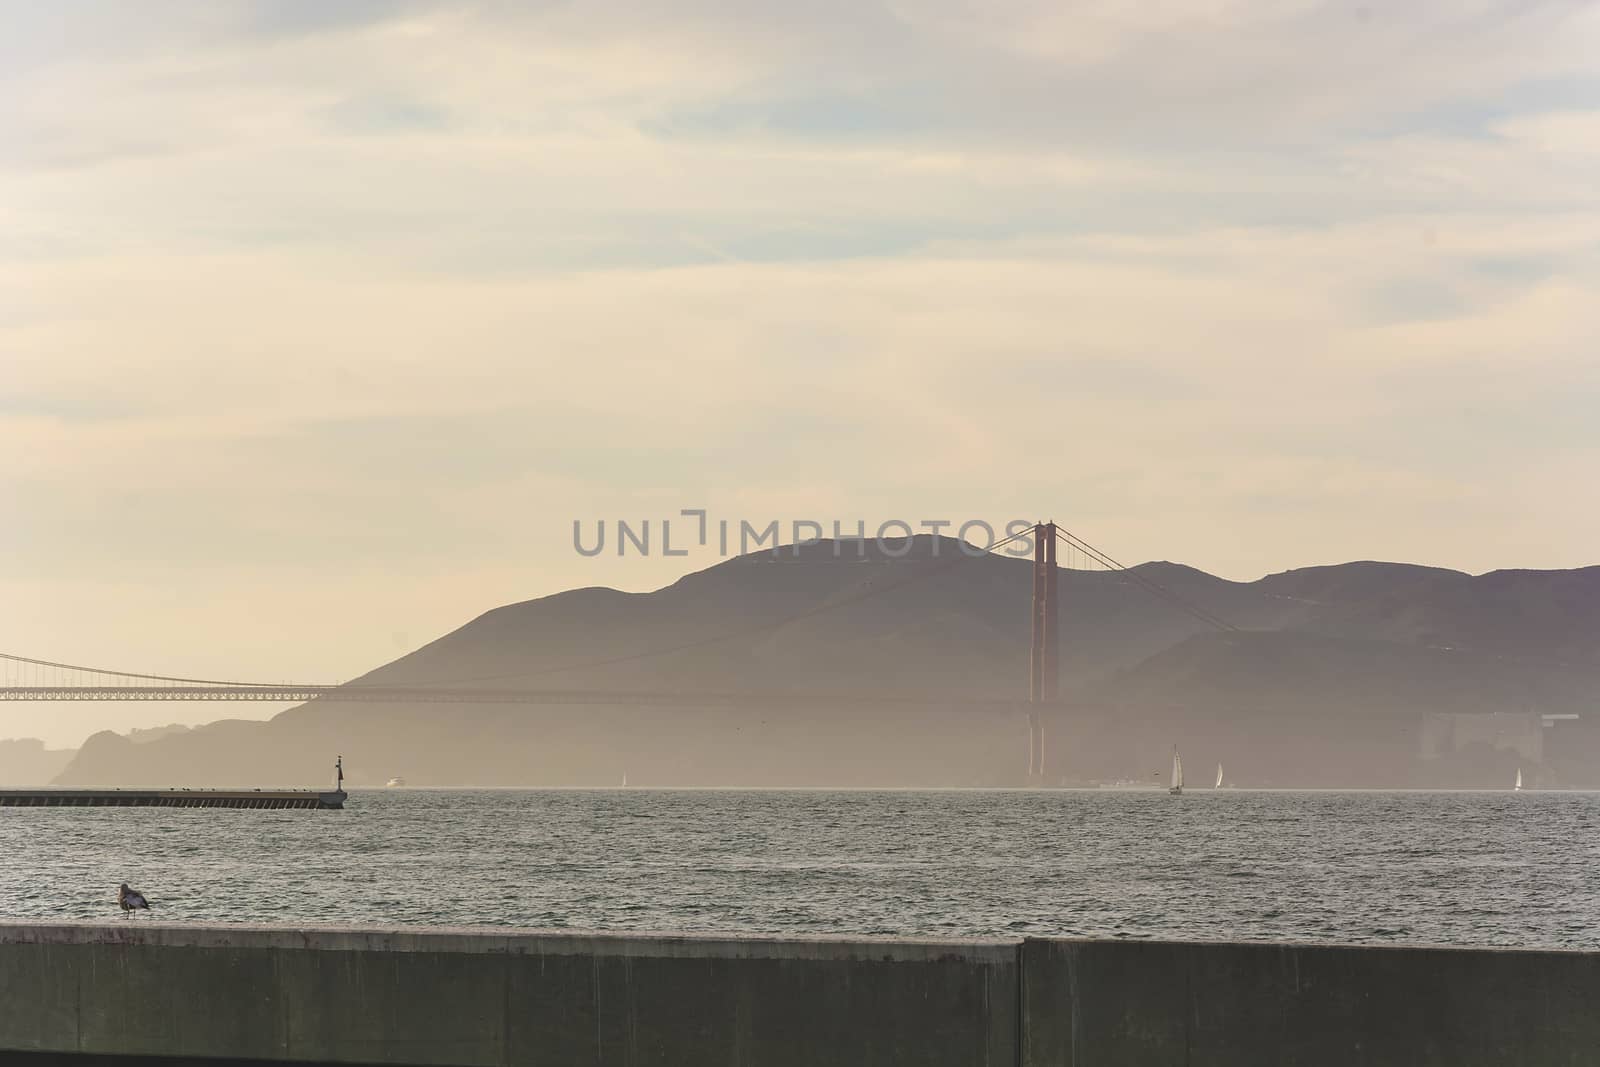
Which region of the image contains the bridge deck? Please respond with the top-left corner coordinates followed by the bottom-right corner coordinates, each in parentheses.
top-left (0, 685), bottom-right (1051, 706)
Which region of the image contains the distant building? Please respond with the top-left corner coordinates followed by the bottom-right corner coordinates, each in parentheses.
top-left (1419, 712), bottom-right (1544, 764)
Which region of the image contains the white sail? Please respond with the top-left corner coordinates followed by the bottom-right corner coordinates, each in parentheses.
top-left (1215, 763), bottom-right (1224, 790)
top-left (1170, 748), bottom-right (1183, 794)
top-left (1514, 768), bottom-right (1522, 791)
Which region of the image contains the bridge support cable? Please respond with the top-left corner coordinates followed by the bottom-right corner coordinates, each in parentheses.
top-left (0, 649), bottom-right (299, 689)
top-left (0, 526), bottom-right (1039, 702)
top-left (1051, 526), bottom-right (1237, 632)
top-left (349, 524), bottom-right (1040, 691)
top-left (1020, 519), bottom-right (1236, 786)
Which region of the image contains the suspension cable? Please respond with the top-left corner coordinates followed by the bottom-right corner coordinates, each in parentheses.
top-left (1052, 525), bottom-right (1238, 632)
top-left (392, 526), bottom-right (1038, 687)
top-left (0, 528), bottom-right (1038, 691)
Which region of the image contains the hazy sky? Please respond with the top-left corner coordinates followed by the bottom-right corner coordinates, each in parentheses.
top-left (4, 1), bottom-right (1598, 745)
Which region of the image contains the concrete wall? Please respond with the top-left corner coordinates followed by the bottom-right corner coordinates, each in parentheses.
top-left (0, 923), bottom-right (1016, 1067)
top-left (4, 924), bottom-right (1600, 1065)
top-left (1022, 938), bottom-right (1600, 1067)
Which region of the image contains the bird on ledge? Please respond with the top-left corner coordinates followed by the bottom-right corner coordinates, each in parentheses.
top-left (118, 883), bottom-right (151, 913)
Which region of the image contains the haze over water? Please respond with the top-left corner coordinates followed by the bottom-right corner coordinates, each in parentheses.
top-left (7, 789), bottom-right (1598, 949)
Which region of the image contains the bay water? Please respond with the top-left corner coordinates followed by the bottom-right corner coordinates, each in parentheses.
top-left (5, 789), bottom-right (1597, 948)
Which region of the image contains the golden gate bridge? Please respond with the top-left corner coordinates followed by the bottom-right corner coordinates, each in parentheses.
top-left (0, 523), bottom-right (1235, 776)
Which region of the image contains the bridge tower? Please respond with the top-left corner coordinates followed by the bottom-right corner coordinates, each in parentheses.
top-left (1028, 521), bottom-right (1058, 782)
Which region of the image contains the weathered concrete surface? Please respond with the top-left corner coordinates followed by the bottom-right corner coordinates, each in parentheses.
top-left (0, 923), bottom-right (1018, 1066)
top-left (9, 925), bottom-right (1600, 1066)
top-left (1022, 937), bottom-right (1600, 1067)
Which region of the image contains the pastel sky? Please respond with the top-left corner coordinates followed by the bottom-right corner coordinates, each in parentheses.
top-left (3, 1), bottom-right (1598, 745)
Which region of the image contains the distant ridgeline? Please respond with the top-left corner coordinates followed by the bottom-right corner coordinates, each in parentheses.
top-left (52, 537), bottom-right (1600, 790)
top-left (0, 738), bottom-right (75, 787)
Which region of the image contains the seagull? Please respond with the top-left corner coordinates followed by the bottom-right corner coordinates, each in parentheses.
top-left (118, 883), bottom-right (151, 913)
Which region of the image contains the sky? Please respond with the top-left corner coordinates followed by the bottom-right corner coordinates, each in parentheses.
top-left (3, 0), bottom-right (1598, 746)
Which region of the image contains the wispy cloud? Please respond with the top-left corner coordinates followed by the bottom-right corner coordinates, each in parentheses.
top-left (1, 0), bottom-right (1596, 744)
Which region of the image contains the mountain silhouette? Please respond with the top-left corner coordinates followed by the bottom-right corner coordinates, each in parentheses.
top-left (55, 538), bottom-right (1600, 789)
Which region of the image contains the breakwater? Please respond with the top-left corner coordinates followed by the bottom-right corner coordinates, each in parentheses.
top-left (0, 789), bottom-right (347, 809)
top-left (1, 923), bottom-right (1595, 1065)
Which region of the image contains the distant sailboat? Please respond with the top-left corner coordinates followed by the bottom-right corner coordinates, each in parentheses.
top-left (621, 771), bottom-right (629, 789)
top-left (1170, 748), bottom-right (1183, 795)
top-left (1215, 763), bottom-right (1224, 790)
top-left (1514, 768), bottom-right (1523, 792)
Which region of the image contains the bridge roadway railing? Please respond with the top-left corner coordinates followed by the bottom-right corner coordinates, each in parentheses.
top-left (1, 922), bottom-right (1597, 1065)
top-left (0, 685), bottom-right (1050, 706)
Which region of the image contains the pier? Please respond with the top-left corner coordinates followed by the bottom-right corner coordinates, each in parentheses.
top-left (1, 923), bottom-right (1595, 1065)
top-left (0, 788), bottom-right (347, 809)
top-left (1, 757), bottom-right (347, 809)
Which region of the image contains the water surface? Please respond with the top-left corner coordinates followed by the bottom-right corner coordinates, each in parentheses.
top-left (5, 789), bottom-right (1597, 948)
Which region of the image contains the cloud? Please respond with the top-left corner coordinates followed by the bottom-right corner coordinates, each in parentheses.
top-left (5, 211), bottom-right (1592, 554)
top-left (1, 0), bottom-right (1597, 745)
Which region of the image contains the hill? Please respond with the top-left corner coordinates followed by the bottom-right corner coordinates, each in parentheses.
top-left (55, 538), bottom-right (1600, 789)
top-left (0, 738), bottom-right (76, 786)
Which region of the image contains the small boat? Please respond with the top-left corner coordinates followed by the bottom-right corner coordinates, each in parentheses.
top-left (385, 777), bottom-right (406, 788)
top-left (1169, 747), bottom-right (1183, 795)
top-left (1514, 768), bottom-right (1523, 792)
top-left (1214, 763), bottom-right (1224, 790)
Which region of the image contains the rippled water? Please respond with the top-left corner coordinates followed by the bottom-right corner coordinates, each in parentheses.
top-left (5, 789), bottom-right (1599, 948)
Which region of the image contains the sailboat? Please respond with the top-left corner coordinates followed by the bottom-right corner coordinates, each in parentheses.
top-left (1169, 748), bottom-right (1183, 795)
top-left (1514, 768), bottom-right (1523, 792)
top-left (1214, 763), bottom-right (1224, 790)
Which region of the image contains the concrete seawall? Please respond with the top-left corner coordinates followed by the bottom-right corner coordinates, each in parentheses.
top-left (0, 924), bottom-right (1016, 1066)
top-left (2, 923), bottom-right (1597, 1065)
top-left (1022, 937), bottom-right (1600, 1066)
